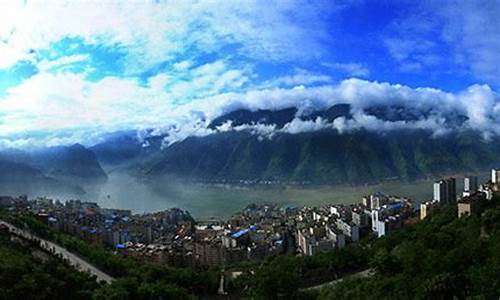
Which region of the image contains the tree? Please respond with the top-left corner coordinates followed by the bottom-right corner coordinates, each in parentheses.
top-left (254, 256), bottom-right (301, 299)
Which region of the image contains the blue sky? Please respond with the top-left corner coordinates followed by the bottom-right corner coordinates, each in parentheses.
top-left (0, 0), bottom-right (499, 147)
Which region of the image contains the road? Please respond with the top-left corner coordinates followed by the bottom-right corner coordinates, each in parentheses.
top-left (302, 269), bottom-right (374, 291)
top-left (0, 219), bottom-right (114, 284)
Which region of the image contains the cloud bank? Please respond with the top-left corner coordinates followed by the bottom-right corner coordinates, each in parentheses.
top-left (1, 73), bottom-right (499, 149)
top-left (0, 1), bottom-right (499, 149)
top-left (150, 79), bottom-right (500, 147)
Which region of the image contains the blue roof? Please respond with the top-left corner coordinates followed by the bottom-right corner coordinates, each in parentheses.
top-left (390, 202), bottom-right (403, 209)
top-left (249, 225), bottom-right (257, 231)
top-left (115, 244), bottom-right (126, 249)
top-left (231, 228), bottom-right (249, 238)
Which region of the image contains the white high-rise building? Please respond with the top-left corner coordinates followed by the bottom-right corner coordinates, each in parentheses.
top-left (492, 169), bottom-right (500, 184)
top-left (433, 178), bottom-right (456, 203)
top-left (434, 181), bottom-right (446, 202)
top-left (464, 176), bottom-right (478, 193)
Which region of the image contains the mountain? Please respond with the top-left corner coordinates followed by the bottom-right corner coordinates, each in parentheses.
top-left (209, 107), bottom-right (298, 129)
top-left (0, 160), bottom-right (85, 197)
top-left (30, 144), bottom-right (108, 185)
top-left (87, 104), bottom-right (499, 186)
top-left (0, 144), bottom-right (107, 198)
top-left (208, 104), bottom-right (352, 129)
top-left (138, 129), bottom-right (499, 185)
top-left (89, 131), bottom-right (144, 167)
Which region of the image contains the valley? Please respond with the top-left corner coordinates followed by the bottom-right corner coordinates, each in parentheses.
top-left (90, 171), bottom-right (490, 219)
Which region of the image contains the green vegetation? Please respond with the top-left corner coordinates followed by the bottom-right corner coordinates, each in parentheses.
top-left (227, 194), bottom-right (500, 299)
top-left (0, 227), bottom-right (100, 299)
top-left (146, 130), bottom-right (500, 187)
top-left (4, 192), bottom-right (500, 299)
top-left (5, 213), bottom-right (220, 299)
top-left (228, 243), bottom-right (369, 299)
top-left (314, 197), bottom-right (500, 299)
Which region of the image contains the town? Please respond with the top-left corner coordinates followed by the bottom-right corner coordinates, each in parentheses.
top-left (1, 168), bottom-right (499, 268)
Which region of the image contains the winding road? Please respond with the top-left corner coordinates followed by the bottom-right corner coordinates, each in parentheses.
top-left (302, 269), bottom-right (374, 291)
top-left (0, 219), bottom-right (114, 284)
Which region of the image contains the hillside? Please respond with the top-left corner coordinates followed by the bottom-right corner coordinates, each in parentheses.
top-left (314, 196), bottom-right (500, 299)
top-left (89, 131), bottom-right (144, 167)
top-left (228, 194), bottom-right (500, 299)
top-left (0, 160), bottom-right (85, 197)
top-left (138, 129), bottom-right (500, 185)
top-left (30, 144), bottom-right (107, 184)
top-left (81, 104), bottom-right (496, 186)
top-left (0, 144), bottom-right (107, 198)
top-left (82, 103), bottom-right (500, 187)
top-left (0, 225), bottom-right (100, 299)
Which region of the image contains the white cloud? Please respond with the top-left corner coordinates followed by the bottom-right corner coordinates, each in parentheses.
top-left (153, 78), bottom-right (500, 145)
top-left (384, 1), bottom-right (500, 83)
top-left (282, 117), bottom-right (333, 134)
top-left (438, 0), bottom-right (500, 83)
top-left (263, 69), bottom-right (332, 87)
top-left (37, 54), bottom-right (90, 72)
top-left (0, 62), bottom-right (499, 148)
top-left (324, 62), bottom-right (370, 77)
top-left (0, 0), bottom-right (336, 71)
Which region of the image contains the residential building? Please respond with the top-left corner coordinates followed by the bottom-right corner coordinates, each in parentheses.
top-left (464, 176), bottom-right (478, 194)
top-left (457, 192), bottom-right (487, 218)
top-left (352, 209), bottom-right (370, 228)
top-left (433, 178), bottom-right (456, 204)
top-left (374, 215), bottom-right (402, 237)
top-left (492, 168), bottom-right (500, 184)
top-left (420, 200), bottom-right (439, 220)
top-left (326, 225), bottom-right (345, 248)
top-left (335, 218), bottom-right (359, 242)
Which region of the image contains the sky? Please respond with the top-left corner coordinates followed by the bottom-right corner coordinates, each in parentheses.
top-left (0, 0), bottom-right (499, 148)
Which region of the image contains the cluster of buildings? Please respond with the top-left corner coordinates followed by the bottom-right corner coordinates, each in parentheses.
top-left (1, 168), bottom-right (498, 267)
top-left (294, 194), bottom-right (415, 256)
top-left (420, 168), bottom-right (500, 220)
top-left (0, 193), bottom-right (414, 265)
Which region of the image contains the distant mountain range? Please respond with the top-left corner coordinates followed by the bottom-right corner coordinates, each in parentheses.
top-left (2, 103), bottom-right (498, 197)
top-left (0, 144), bottom-right (106, 197)
top-left (90, 104), bottom-right (500, 186)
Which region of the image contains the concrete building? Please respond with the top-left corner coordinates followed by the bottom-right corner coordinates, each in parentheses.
top-left (352, 209), bottom-right (370, 228)
top-left (362, 196), bottom-right (370, 208)
top-left (479, 184), bottom-right (495, 200)
top-left (457, 192), bottom-right (487, 218)
top-left (297, 224), bottom-right (343, 256)
top-left (433, 181), bottom-right (445, 202)
top-left (420, 200), bottom-right (439, 220)
top-left (433, 178), bottom-right (456, 204)
top-left (314, 239), bottom-right (335, 254)
top-left (492, 168), bottom-right (500, 184)
top-left (458, 202), bottom-right (477, 218)
top-left (374, 215), bottom-right (402, 237)
top-left (370, 193), bottom-right (388, 210)
top-left (104, 230), bottom-right (130, 247)
top-left (464, 176), bottom-right (478, 193)
top-left (326, 225), bottom-right (346, 248)
top-left (195, 241), bottom-right (224, 266)
top-left (335, 219), bottom-right (359, 242)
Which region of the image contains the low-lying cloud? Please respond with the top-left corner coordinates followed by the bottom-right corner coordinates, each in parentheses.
top-left (1, 77), bottom-right (499, 149)
top-left (150, 79), bottom-right (500, 147)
